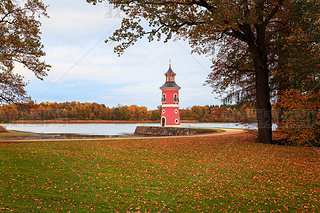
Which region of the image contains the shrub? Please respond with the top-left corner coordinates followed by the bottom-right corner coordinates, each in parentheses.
top-left (276, 90), bottom-right (320, 146)
top-left (0, 125), bottom-right (8, 133)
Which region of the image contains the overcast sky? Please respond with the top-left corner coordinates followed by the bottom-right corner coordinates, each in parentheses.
top-left (19, 0), bottom-right (221, 110)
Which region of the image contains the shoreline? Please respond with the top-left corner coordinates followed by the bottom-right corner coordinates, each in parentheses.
top-left (0, 128), bottom-right (245, 143)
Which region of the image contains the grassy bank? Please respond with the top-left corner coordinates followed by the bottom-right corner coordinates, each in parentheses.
top-left (0, 131), bottom-right (35, 139)
top-left (0, 133), bottom-right (319, 212)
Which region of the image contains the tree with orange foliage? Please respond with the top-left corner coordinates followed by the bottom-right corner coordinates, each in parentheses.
top-left (86, 0), bottom-right (320, 144)
top-left (0, 0), bottom-right (50, 104)
top-left (276, 90), bottom-right (320, 146)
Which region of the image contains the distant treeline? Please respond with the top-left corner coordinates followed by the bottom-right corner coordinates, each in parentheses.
top-left (0, 101), bottom-right (259, 123)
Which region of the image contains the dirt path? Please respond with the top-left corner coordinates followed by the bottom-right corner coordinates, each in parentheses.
top-left (0, 129), bottom-right (245, 143)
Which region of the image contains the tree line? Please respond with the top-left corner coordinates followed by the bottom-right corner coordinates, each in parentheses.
top-left (0, 101), bottom-right (259, 123)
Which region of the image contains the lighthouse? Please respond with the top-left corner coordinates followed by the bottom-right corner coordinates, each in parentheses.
top-left (160, 62), bottom-right (181, 127)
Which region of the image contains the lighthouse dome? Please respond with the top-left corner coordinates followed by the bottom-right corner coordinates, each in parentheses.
top-left (160, 65), bottom-right (181, 90)
top-left (165, 66), bottom-right (176, 75)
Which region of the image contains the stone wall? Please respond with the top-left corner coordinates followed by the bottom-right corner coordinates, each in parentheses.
top-left (134, 126), bottom-right (217, 136)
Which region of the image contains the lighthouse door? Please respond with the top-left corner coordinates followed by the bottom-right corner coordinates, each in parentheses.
top-left (161, 117), bottom-right (166, 127)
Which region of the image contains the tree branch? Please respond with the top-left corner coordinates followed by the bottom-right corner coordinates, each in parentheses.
top-left (226, 65), bottom-right (254, 74)
top-left (122, 0), bottom-right (216, 13)
top-left (264, 0), bottom-right (285, 25)
top-left (0, 10), bottom-right (15, 24)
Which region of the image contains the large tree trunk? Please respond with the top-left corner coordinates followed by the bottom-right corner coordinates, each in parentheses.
top-left (248, 21), bottom-right (273, 144)
top-left (255, 66), bottom-right (272, 144)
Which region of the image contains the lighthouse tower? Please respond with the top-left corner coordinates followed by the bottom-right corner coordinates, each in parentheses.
top-left (160, 62), bottom-right (181, 127)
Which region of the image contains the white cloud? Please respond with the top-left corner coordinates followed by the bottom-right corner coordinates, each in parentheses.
top-left (22, 0), bottom-right (221, 109)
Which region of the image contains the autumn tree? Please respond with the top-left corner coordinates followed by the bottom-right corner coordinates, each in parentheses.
top-left (267, 1), bottom-right (320, 144)
top-left (276, 90), bottom-right (320, 146)
top-left (0, 0), bottom-right (50, 104)
top-left (86, 0), bottom-right (318, 144)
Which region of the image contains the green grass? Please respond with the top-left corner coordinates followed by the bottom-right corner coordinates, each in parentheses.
top-left (0, 131), bottom-right (35, 139)
top-left (0, 133), bottom-right (319, 212)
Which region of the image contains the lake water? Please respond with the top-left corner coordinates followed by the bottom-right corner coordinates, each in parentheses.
top-left (1, 123), bottom-right (257, 136)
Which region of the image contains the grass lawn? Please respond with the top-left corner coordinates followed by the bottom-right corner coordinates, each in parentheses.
top-left (0, 133), bottom-right (319, 212)
top-left (0, 131), bottom-right (35, 139)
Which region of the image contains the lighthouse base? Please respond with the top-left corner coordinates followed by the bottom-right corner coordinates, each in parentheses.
top-left (134, 126), bottom-right (217, 137)
top-left (162, 125), bottom-right (181, 127)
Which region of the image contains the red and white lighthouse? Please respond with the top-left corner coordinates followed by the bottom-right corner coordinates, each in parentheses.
top-left (160, 62), bottom-right (181, 127)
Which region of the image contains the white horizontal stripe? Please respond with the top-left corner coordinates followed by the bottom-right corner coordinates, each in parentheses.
top-left (162, 104), bottom-right (180, 108)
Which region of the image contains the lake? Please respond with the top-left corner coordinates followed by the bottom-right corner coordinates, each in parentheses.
top-left (1, 123), bottom-right (257, 136)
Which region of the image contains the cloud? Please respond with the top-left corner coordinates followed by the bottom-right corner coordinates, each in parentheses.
top-left (21, 0), bottom-right (221, 109)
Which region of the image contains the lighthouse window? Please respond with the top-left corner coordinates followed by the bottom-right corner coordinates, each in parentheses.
top-left (162, 94), bottom-right (166, 103)
top-left (175, 119), bottom-right (179, 124)
top-left (174, 109), bottom-right (178, 114)
top-left (173, 94), bottom-right (179, 103)
top-left (162, 109), bottom-right (166, 114)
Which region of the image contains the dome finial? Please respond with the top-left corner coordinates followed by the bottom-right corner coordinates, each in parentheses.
top-left (169, 59), bottom-right (171, 68)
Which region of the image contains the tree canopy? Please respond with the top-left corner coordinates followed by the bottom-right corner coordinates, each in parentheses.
top-left (87, 0), bottom-right (320, 144)
top-left (0, 0), bottom-right (50, 104)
